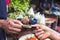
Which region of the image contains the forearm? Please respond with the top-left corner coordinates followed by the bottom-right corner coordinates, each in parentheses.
top-left (49, 29), bottom-right (60, 40)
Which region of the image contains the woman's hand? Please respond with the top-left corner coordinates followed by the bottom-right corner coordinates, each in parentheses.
top-left (32, 24), bottom-right (51, 40)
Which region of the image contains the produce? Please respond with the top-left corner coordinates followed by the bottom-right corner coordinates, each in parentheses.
top-left (29, 17), bottom-right (37, 24)
top-left (26, 36), bottom-right (37, 40)
top-left (21, 17), bottom-right (29, 24)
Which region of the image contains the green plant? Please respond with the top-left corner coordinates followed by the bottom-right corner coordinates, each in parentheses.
top-left (8, 0), bottom-right (30, 19)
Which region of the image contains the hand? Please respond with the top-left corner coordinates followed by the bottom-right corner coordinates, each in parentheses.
top-left (3, 19), bottom-right (23, 34)
top-left (21, 17), bottom-right (29, 24)
top-left (32, 24), bottom-right (51, 40)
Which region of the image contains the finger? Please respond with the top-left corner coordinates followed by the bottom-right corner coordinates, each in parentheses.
top-left (33, 29), bottom-right (42, 33)
top-left (9, 20), bottom-right (22, 28)
top-left (13, 20), bottom-right (23, 25)
top-left (31, 24), bottom-right (48, 30)
top-left (8, 27), bottom-right (21, 32)
top-left (7, 30), bottom-right (19, 34)
top-left (31, 24), bottom-right (40, 27)
top-left (38, 34), bottom-right (44, 39)
top-left (12, 24), bottom-right (22, 29)
top-left (35, 31), bottom-right (44, 36)
top-left (31, 24), bottom-right (41, 29)
top-left (41, 32), bottom-right (50, 40)
top-left (9, 20), bottom-right (23, 25)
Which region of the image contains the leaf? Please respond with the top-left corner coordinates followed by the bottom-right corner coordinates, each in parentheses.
top-left (8, 0), bottom-right (30, 19)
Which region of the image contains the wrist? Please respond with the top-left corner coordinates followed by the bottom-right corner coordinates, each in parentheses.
top-left (49, 29), bottom-right (55, 40)
top-left (0, 20), bottom-right (6, 28)
top-left (49, 29), bottom-right (60, 40)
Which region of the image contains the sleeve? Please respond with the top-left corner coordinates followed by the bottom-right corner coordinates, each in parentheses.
top-left (0, 0), bottom-right (7, 20)
top-left (6, 0), bottom-right (9, 6)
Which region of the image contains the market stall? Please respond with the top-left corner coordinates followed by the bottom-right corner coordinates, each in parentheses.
top-left (7, 0), bottom-right (60, 40)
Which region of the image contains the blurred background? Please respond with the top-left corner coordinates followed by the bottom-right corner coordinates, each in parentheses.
top-left (8, 0), bottom-right (60, 32)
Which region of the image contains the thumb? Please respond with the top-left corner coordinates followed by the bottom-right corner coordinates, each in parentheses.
top-left (31, 24), bottom-right (47, 30)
